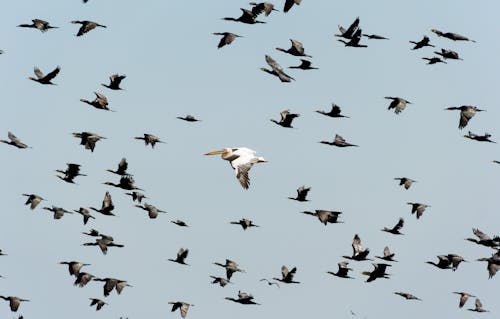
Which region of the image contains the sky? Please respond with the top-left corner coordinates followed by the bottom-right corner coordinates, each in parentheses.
top-left (1, 0), bottom-right (499, 318)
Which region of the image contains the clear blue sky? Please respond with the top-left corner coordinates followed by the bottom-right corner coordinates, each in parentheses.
top-left (1, 1), bottom-right (499, 318)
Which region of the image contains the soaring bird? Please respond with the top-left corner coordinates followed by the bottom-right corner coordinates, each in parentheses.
top-left (427, 254), bottom-right (466, 271)
top-left (106, 158), bottom-right (130, 176)
top-left (320, 134), bottom-right (358, 147)
top-left (394, 292), bottom-right (421, 301)
top-left (301, 210), bottom-right (342, 225)
top-left (225, 291), bottom-right (260, 305)
top-left (363, 33), bottom-right (389, 40)
top-left (289, 59), bottom-right (318, 70)
top-left (338, 28), bottom-right (367, 48)
top-left (394, 177), bottom-right (416, 190)
top-left (59, 261), bottom-right (90, 277)
top-left (477, 251), bottom-right (500, 279)
top-left (169, 301), bottom-right (194, 318)
top-left (284, 0), bottom-right (301, 13)
top-left (335, 17), bottom-right (359, 39)
top-left (73, 207), bottom-right (96, 225)
top-left (289, 185), bottom-right (311, 202)
top-left (276, 39), bottom-right (311, 57)
top-left (453, 292), bottom-right (476, 308)
top-left (213, 32), bottom-right (242, 48)
top-left (134, 134), bottom-right (165, 148)
top-left (431, 29), bottom-right (475, 42)
top-left (177, 115), bottom-right (200, 122)
top-left (1, 132), bottom-right (30, 149)
top-left (71, 20), bottom-right (106, 36)
top-left (385, 96), bottom-right (412, 114)
top-left (381, 218), bottom-right (404, 235)
top-left (249, 2), bottom-right (279, 16)
top-left (90, 191), bottom-right (115, 216)
top-left (409, 36), bottom-right (434, 50)
top-left (464, 131), bottom-right (495, 143)
top-left (104, 175), bottom-right (143, 191)
top-left (445, 105), bottom-right (484, 129)
top-left (230, 218), bottom-right (259, 230)
top-left (327, 262), bottom-right (354, 279)
top-left (205, 147), bottom-right (266, 189)
top-left (80, 92), bottom-right (113, 111)
top-left (213, 259), bottom-right (245, 280)
top-left (83, 235), bottom-right (124, 255)
top-left (171, 219), bottom-right (189, 227)
top-left (316, 103), bottom-right (349, 118)
top-left (361, 263), bottom-right (391, 282)
top-left (125, 191), bottom-right (147, 203)
top-left (273, 265), bottom-right (300, 284)
top-left (466, 228), bottom-right (500, 248)
top-left (468, 299), bottom-right (489, 312)
top-left (74, 272), bottom-right (96, 287)
top-left (135, 203), bottom-right (167, 219)
top-left (22, 194), bottom-right (44, 209)
top-left (261, 55), bottom-right (295, 82)
top-left (0, 296), bottom-right (29, 312)
top-left (168, 248), bottom-right (189, 265)
top-left (210, 276), bottom-right (231, 287)
top-left (343, 234), bottom-right (371, 261)
top-left (101, 74), bottom-right (126, 90)
top-left (93, 278), bottom-right (132, 296)
top-left (72, 132), bottom-right (106, 152)
top-left (18, 19), bottom-right (58, 32)
top-left (407, 202), bottom-right (430, 219)
top-left (28, 66), bottom-right (60, 85)
top-left (89, 298), bottom-right (107, 311)
top-left (434, 49), bottom-right (462, 60)
top-left (260, 278), bottom-right (280, 287)
top-left (222, 8), bottom-right (265, 24)
top-left (56, 163), bottom-right (86, 184)
top-left (271, 109), bottom-right (299, 128)
top-left (422, 57), bottom-right (446, 65)
top-left (375, 246), bottom-right (397, 262)
top-left (42, 206), bottom-right (73, 220)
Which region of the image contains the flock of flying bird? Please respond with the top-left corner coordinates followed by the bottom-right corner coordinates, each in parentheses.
top-left (1, 0), bottom-right (499, 318)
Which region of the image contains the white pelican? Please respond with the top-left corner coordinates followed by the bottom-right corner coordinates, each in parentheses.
top-left (205, 147), bottom-right (266, 189)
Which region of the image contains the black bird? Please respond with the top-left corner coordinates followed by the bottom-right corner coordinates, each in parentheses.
top-left (335, 17), bottom-right (359, 39)
top-left (434, 48), bottom-right (462, 60)
top-left (28, 66), bottom-right (60, 85)
top-left (477, 250), bottom-right (500, 279)
top-left (431, 29), bottom-right (475, 42)
top-left (273, 265), bottom-right (300, 284)
top-left (464, 131), bottom-right (495, 143)
top-left (71, 20), bottom-right (106, 36)
top-left (83, 235), bottom-right (124, 255)
top-left (18, 19), bottom-right (58, 32)
top-left (288, 185), bottom-right (310, 202)
top-left (375, 246), bottom-right (397, 262)
top-left (382, 218), bottom-right (404, 235)
top-left (104, 175), bottom-right (143, 191)
top-left (301, 210), bottom-right (342, 225)
top-left (468, 299), bottom-right (489, 312)
top-left (320, 134), bottom-right (358, 147)
top-left (338, 29), bottom-right (367, 48)
top-left (466, 228), bottom-right (500, 249)
top-left (284, 0), bottom-right (301, 13)
top-left (125, 191), bottom-right (147, 203)
top-left (80, 92), bottom-right (112, 111)
top-left (363, 34), bottom-right (389, 40)
top-left (72, 131), bottom-right (106, 152)
top-left (177, 115), bottom-right (201, 122)
top-left (361, 263), bottom-right (391, 282)
top-left (230, 218), bottom-right (259, 230)
top-left (394, 177), bottom-right (416, 190)
top-left (90, 191), bottom-right (115, 216)
top-left (56, 163), bottom-right (86, 184)
top-left (135, 203), bottom-right (167, 219)
top-left (427, 254), bottom-right (467, 270)
top-left (213, 32), bottom-right (243, 48)
top-left (343, 234), bottom-right (371, 261)
top-left (93, 278), bottom-right (132, 296)
top-left (73, 207), bottom-right (96, 225)
top-left (422, 57), bottom-right (446, 64)
top-left (225, 291), bottom-right (260, 305)
top-left (0, 296), bottom-right (29, 312)
top-left (407, 202), bottom-right (430, 219)
top-left (101, 74), bottom-right (126, 90)
top-left (210, 276), bottom-right (232, 287)
top-left (445, 105), bottom-right (484, 129)
top-left (249, 2), bottom-right (279, 16)
top-left (271, 109), bottom-right (299, 128)
top-left (89, 298), bottom-right (107, 311)
top-left (169, 301), bottom-right (194, 318)
top-left (316, 103), bottom-right (349, 118)
top-left (59, 261), bottom-right (90, 277)
top-left (394, 292), bottom-right (421, 301)
top-left (168, 248), bottom-right (189, 265)
top-left (409, 36), bottom-right (434, 50)
top-left (43, 206), bottom-right (73, 219)
top-left (385, 96), bottom-right (412, 114)
top-left (260, 278), bottom-right (280, 287)
top-left (22, 194), bottom-right (44, 209)
top-left (107, 158), bottom-right (130, 176)
top-left (134, 133), bottom-right (165, 148)
top-left (74, 272), bottom-right (96, 287)
top-left (327, 262), bottom-right (354, 279)
top-left (213, 259), bottom-right (245, 280)
top-left (288, 59), bottom-right (318, 70)
top-left (276, 39), bottom-right (312, 57)
top-left (171, 219), bottom-right (189, 227)
top-left (1, 132), bottom-right (30, 149)
top-left (261, 55), bottom-right (295, 82)
top-left (222, 9), bottom-right (265, 24)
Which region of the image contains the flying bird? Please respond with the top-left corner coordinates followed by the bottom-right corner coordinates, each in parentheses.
top-left (363, 34), bottom-right (389, 40)
top-left (260, 278), bottom-right (280, 287)
top-left (59, 261), bottom-right (90, 277)
top-left (394, 292), bottom-right (421, 301)
top-left (210, 276), bottom-right (232, 287)
top-left (271, 109), bottom-right (300, 128)
top-left (80, 92), bottom-right (113, 111)
top-left (22, 194), bottom-right (44, 209)
top-left (394, 177), bottom-right (416, 190)
top-left (409, 36), bottom-right (434, 50)
top-left (177, 115), bottom-right (201, 122)
top-left (301, 210), bottom-right (342, 225)
top-left (335, 17), bottom-right (360, 39)
top-left (89, 298), bottom-right (107, 311)
top-left (466, 228), bottom-right (500, 248)
top-left (464, 131), bottom-right (495, 143)
top-left (171, 219), bottom-right (189, 227)
top-left (289, 185), bottom-right (311, 202)
top-left (343, 234), bottom-right (371, 261)
top-left (18, 19), bottom-right (58, 32)
top-left (381, 218), bottom-right (404, 235)
top-left (125, 191), bottom-right (147, 203)
top-left (288, 59), bottom-right (318, 70)
top-left (90, 191), bottom-right (115, 216)
top-left (134, 134), bottom-right (165, 148)
top-left (427, 254), bottom-right (467, 271)
top-left (316, 103), bottom-right (349, 118)
top-left (168, 248), bottom-right (189, 265)
top-left (230, 218), bottom-right (259, 230)
top-left (42, 206), bottom-right (73, 220)
top-left (73, 207), bottom-right (96, 225)
top-left (338, 28), bottom-right (367, 48)
top-left (0, 296), bottom-right (29, 312)
top-left (222, 9), bottom-right (265, 24)
top-left (225, 291), bottom-right (260, 305)
top-left (273, 265), bottom-right (300, 284)
top-left (385, 96), bottom-right (412, 114)
top-left (375, 246), bottom-right (397, 262)
top-left (361, 263), bottom-right (391, 282)
top-left (422, 57), bottom-right (446, 65)
top-left (28, 66), bottom-right (60, 85)
top-left (213, 259), bottom-right (245, 280)
top-left (169, 301), bottom-right (194, 318)
top-left (101, 74), bottom-right (126, 90)
top-left (283, 0), bottom-right (301, 13)
top-left (213, 32), bottom-right (242, 48)
top-left (83, 234), bottom-right (124, 255)
top-left (71, 20), bottom-right (106, 36)
top-left (106, 158), bottom-right (130, 176)
top-left (276, 39), bottom-right (311, 57)
top-left (74, 272), bottom-right (96, 287)
top-left (249, 2), bottom-right (279, 16)
top-left (320, 134), bottom-right (358, 147)
top-left (431, 29), bottom-right (475, 42)
top-left (104, 175), bottom-right (143, 191)
top-left (72, 131), bottom-right (106, 152)
top-left (434, 48), bottom-right (462, 60)
top-left (445, 105), bottom-right (484, 129)
top-left (477, 250), bottom-right (500, 279)
top-left (327, 262), bottom-right (354, 279)
top-left (135, 203), bottom-right (167, 219)
top-left (407, 202), bottom-right (430, 219)
top-left (56, 163), bottom-right (86, 184)
top-left (453, 292), bottom-right (476, 308)
top-left (261, 55), bottom-right (295, 82)
top-left (1, 132), bottom-right (30, 149)
top-left (468, 299), bottom-right (489, 312)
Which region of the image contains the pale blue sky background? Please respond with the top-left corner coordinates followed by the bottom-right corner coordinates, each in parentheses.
top-left (1, 1), bottom-right (499, 318)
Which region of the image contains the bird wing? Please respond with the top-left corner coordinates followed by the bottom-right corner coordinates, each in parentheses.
top-left (44, 66), bottom-right (60, 81)
top-left (266, 55), bottom-right (283, 72)
top-left (281, 265), bottom-right (289, 278)
top-left (33, 67), bottom-right (45, 79)
top-left (79, 22), bottom-right (97, 36)
top-left (235, 162), bottom-right (253, 189)
top-left (473, 228), bottom-right (491, 241)
top-left (475, 299), bottom-right (483, 311)
top-left (290, 39), bottom-right (305, 54)
top-left (102, 191), bottom-right (114, 210)
top-left (180, 303), bottom-right (189, 318)
top-left (335, 134), bottom-right (346, 143)
top-left (94, 92), bottom-right (108, 104)
top-left (118, 158), bottom-right (128, 174)
top-left (383, 246), bottom-right (391, 257)
top-left (8, 131), bottom-right (21, 143)
top-left (459, 294), bottom-right (469, 308)
top-left (394, 218), bottom-right (404, 231)
top-left (352, 234), bottom-right (362, 255)
top-left (345, 17), bottom-right (360, 38)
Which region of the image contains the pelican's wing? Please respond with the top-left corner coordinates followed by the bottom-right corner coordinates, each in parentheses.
top-left (180, 303), bottom-right (189, 318)
top-left (235, 163), bottom-right (253, 189)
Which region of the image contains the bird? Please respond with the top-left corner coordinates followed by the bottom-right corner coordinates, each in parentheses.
top-left (59, 261), bottom-right (90, 277)
top-left (177, 115), bottom-right (200, 122)
top-left (72, 132), bottom-right (106, 152)
top-left (363, 33), bottom-right (389, 40)
top-left (135, 203), bottom-right (167, 219)
top-left (276, 39), bottom-right (311, 57)
top-left (381, 218), bottom-right (404, 235)
top-left (210, 276), bottom-right (232, 287)
top-left (375, 246), bottom-right (397, 262)
top-left (90, 191), bottom-right (115, 216)
top-left (89, 298), bottom-right (107, 311)
top-left (394, 292), bottom-right (421, 301)
top-left (230, 218), bottom-right (259, 230)
top-left (80, 92), bottom-right (113, 111)
top-left (0, 296), bottom-right (29, 312)
top-left (83, 235), bottom-right (124, 255)
top-left (73, 272), bottom-right (96, 287)
top-left (361, 263), bottom-right (391, 282)
top-left (71, 20), bottom-right (106, 36)
top-left (453, 292), bottom-right (476, 308)
top-left (301, 210), bottom-right (342, 225)
top-left (82, 228), bottom-right (101, 237)
top-left (288, 185), bottom-right (311, 202)
top-left (222, 8), bottom-right (265, 24)
top-left (168, 248), bottom-right (189, 265)
top-left (427, 254), bottom-right (466, 271)
top-left (0, 132), bottom-right (30, 149)
top-left (464, 131), bottom-right (495, 143)
top-left (316, 103), bottom-right (349, 118)
top-left (434, 48), bottom-right (462, 60)
top-left (56, 163), bottom-right (86, 184)
top-left (273, 265), bottom-right (300, 284)
top-left (320, 134), bottom-right (358, 147)
top-left (213, 259), bottom-right (245, 280)
top-left (22, 194), bottom-right (44, 209)
top-left (343, 234), bottom-right (371, 261)
top-left (101, 74), bottom-right (126, 90)
top-left (249, 2), bottom-right (279, 16)
top-left (327, 262), bottom-right (354, 279)
top-left (335, 17), bottom-right (360, 39)
top-left (468, 299), bottom-right (489, 312)
top-left (284, 0), bottom-right (301, 13)
top-left (385, 96), bottom-right (412, 114)
top-left (106, 158), bottom-right (130, 176)
top-left (259, 278), bottom-right (280, 287)
top-left (445, 105), bottom-right (484, 129)
top-left (205, 147), bottom-right (267, 189)
top-left (213, 32), bottom-right (243, 48)
top-left (466, 228), bottom-right (500, 248)
top-left (477, 250), bottom-right (500, 279)
top-left (73, 207), bottom-right (96, 225)
top-left (261, 55), bottom-right (295, 82)
top-left (42, 206), bottom-right (73, 220)
top-left (171, 219), bottom-right (189, 227)
top-left (93, 278), bottom-right (132, 296)
top-left (225, 291), bottom-right (260, 305)
top-left (288, 59), bottom-right (318, 70)
top-left (407, 202), bottom-right (430, 219)
top-left (28, 66), bottom-right (60, 85)
top-left (134, 133), bottom-right (165, 148)
top-left (431, 29), bottom-right (475, 42)
top-left (409, 36), bottom-right (434, 50)
top-left (18, 19), bottom-right (58, 32)
top-left (125, 191), bottom-right (147, 203)
top-left (271, 109), bottom-right (300, 128)
top-left (169, 302), bottom-right (194, 318)
top-left (104, 175), bottom-right (143, 191)
top-left (338, 28), bottom-right (367, 48)
top-left (422, 57), bottom-right (446, 65)
top-left (394, 177), bottom-right (416, 190)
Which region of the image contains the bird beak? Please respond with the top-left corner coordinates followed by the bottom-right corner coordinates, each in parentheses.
top-left (204, 150), bottom-right (225, 155)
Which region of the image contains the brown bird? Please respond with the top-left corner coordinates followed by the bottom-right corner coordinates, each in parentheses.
top-left (249, 2), bottom-right (279, 16)
top-left (90, 191), bottom-right (115, 216)
top-left (394, 292), bottom-right (421, 301)
top-left (107, 158), bottom-right (130, 176)
top-left (343, 234), bottom-right (371, 261)
top-left (89, 298), bottom-right (107, 311)
top-left (284, 0), bottom-right (301, 13)
top-left (80, 92), bottom-right (113, 111)
top-left (375, 246), bottom-right (397, 262)
top-left (71, 20), bottom-right (106, 36)
top-left (363, 34), bottom-right (389, 40)
top-left (301, 210), bottom-right (342, 225)
top-left (168, 248), bottom-right (189, 265)
top-left (327, 262), bottom-right (354, 279)
top-left (477, 250), bottom-right (500, 279)
top-left (434, 48), bottom-right (462, 60)
top-left (82, 235), bottom-right (124, 255)
top-left (169, 301), bottom-right (194, 318)
top-left (42, 206), bottom-right (73, 220)
top-left (214, 259), bottom-right (245, 280)
top-left (210, 275), bottom-right (232, 287)
top-left (453, 292), bottom-right (476, 308)
top-left (230, 218), bottom-right (259, 230)
top-left (0, 296), bottom-right (29, 312)
top-left (276, 39), bottom-right (312, 57)
top-left (271, 109), bottom-right (299, 128)
top-left (28, 66), bottom-right (60, 85)
top-left (74, 272), bottom-right (96, 287)
top-left (385, 97), bottom-right (412, 114)
top-left (59, 261), bottom-right (90, 277)
top-left (273, 265), bottom-right (300, 283)
top-left (1, 132), bottom-right (31, 149)
top-left (101, 74), bottom-right (126, 90)
top-left (125, 191), bottom-right (147, 203)
top-left (73, 207), bottom-right (96, 225)
top-left (72, 132), bottom-right (106, 152)
top-left (56, 163), bottom-right (86, 184)
top-left (431, 29), bottom-right (475, 42)
top-left (445, 105), bottom-right (484, 129)
top-left (381, 218), bottom-right (404, 235)
top-left (261, 55), bottom-right (295, 82)
top-left (213, 32), bottom-right (243, 48)
top-left (18, 19), bottom-right (58, 32)
top-left (93, 278), bottom-right (132, 296)
top-left (407, 202), bottom-right (430, 219)
top-left (135, 203), bottom-right (167, 219)
top-left (466, 228), bottom-right (500, 248)
top-left (22, 194), bottom-right (44, 209)
top-left (222, 8), bottom-right (265, 24)
top-left (134, 133), bottom-right (165, 148)
top-left (394, 177), bottom-right (416, 190)
top-left (468, 299), bottom-right (489, 312)
top-left (320, 134), bottom-right (358, 147)
top-left (225, 291), bottom-right (260, 305)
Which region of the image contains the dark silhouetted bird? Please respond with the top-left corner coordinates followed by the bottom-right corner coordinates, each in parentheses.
top-left (316, 103), bottom-right (349, 118)
top-left (104, 175), bottom-right (143, 191)
top-left (327, 262), bottom-right (354, 279)
top-left (363, 34), bottom-right (389, 40)
top-left (89, 298), bottom-right (107, 311)
top-left (74, 272), bottom-right (96, 287)
top-left (22, 194), bottom-right (44, 209)
top-left (56, 163), bottom-right (86, 184)
top-left (466, 228), bottom-right (500, 248)
top-left (385, 96), bottom-right (412, 114)
top-left (71, 20), bottom-right (106, 36)
top-left (42, 206), bottom-right (73, 220)
top-left (18, 19), bottom-right (58, 32)
top-left (288, 59), bottom-right (318, 70)
top-left (222, 9), bottom-right (265, 24)
top-left (434, 48), bottom-right (462, 60)
top-left (394, 177), bottom-right (416, 190)
top-left (338, 29), bottom-right (367, 48)
top-left (169, 301), bottom-right (194, 318)
top-left (59, 261), bottom-right (90, 277)
top-left (335, 17), bottom-right (359, 39)
top-left (134, 134), bottom-right (165, 148)
top-left (276, 39), bottom-right (311, 57)
top-left (210, 276), bottom-right (232, 287)
top-left (320, 134), bottom-right (358, 147)
top-left (171, 219), bottom-right (189, 227)
top-left (225, 291), bottom-right (260, 305)
top-left (107, 158), bottom-right (130, 176)
top-left (261, 55), bottom-right (294, 82)
top-left (453, 292), bottom-right (476, 308)
top-left (422, 57), bottom-right (446, 64)
top-left (301, 210), bottom-right (342, 225)
top-left (260, 278), bottom-right (280, 287)
top-left (101, 74), bottom-right (126, 90)
top-left (1, 132), bottom-right (30, 149)
top-left (213, 32), bottom-right (242, 48)
top-left (29, 66), bottom-right (60, 85)
top-left (249, 2), bottom-right (279, 16)
top-left (177, 115), bottom-right (200, 122)
top-left (90, 191), bottom-right (115, 216)
top-left (289, 185), bottom-right (310, 202)
top-left (361, 263), bottom-right (391, 282)
top-left (445, 105), bottom-right (484, 129)
top-left (168, 248), bottom-right (189, 265)
top-left (230, 218), bottom-right (259, 230)
top-left (214, 259), bottom-right (245, 280)
top-left (0, 296), bottom-right (29, 312)
top-left (375, 246), bottom-right (397, 262)
top-left (343, 234), bottom-right (371, 261)
top-left (135, 203), bottom-right (167, 219)
top-left (464, 131), bottom-right (495, 143)
top-left (73, 207), bottom-right (96, 225)
top-left (80, 92), bottom-right (113, 111)
top-left (273, 265), bottom-right (300, 284)
top-left (271, 109), bottom-right (299, 128)
top-left (477, 250), bottom-right (500, 279)
top-left (284, 0), bottom-right (301, 13)
top-left (125, 191), bottom-right (147, 203)
top-left (72, 132), bottom-right (106, 152)
top-left (468, 299), bottom-right (489, 312)
top-left (407, 202), bottom-right (430, 219)
top-left (382, 218), bottom-right (404, 235)
top-left (409, 36), bottom-right (434, 50)
top-left (394, 292), bottom-right (421, 301)
top-left (431, 29), bottom-right (475, 42)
